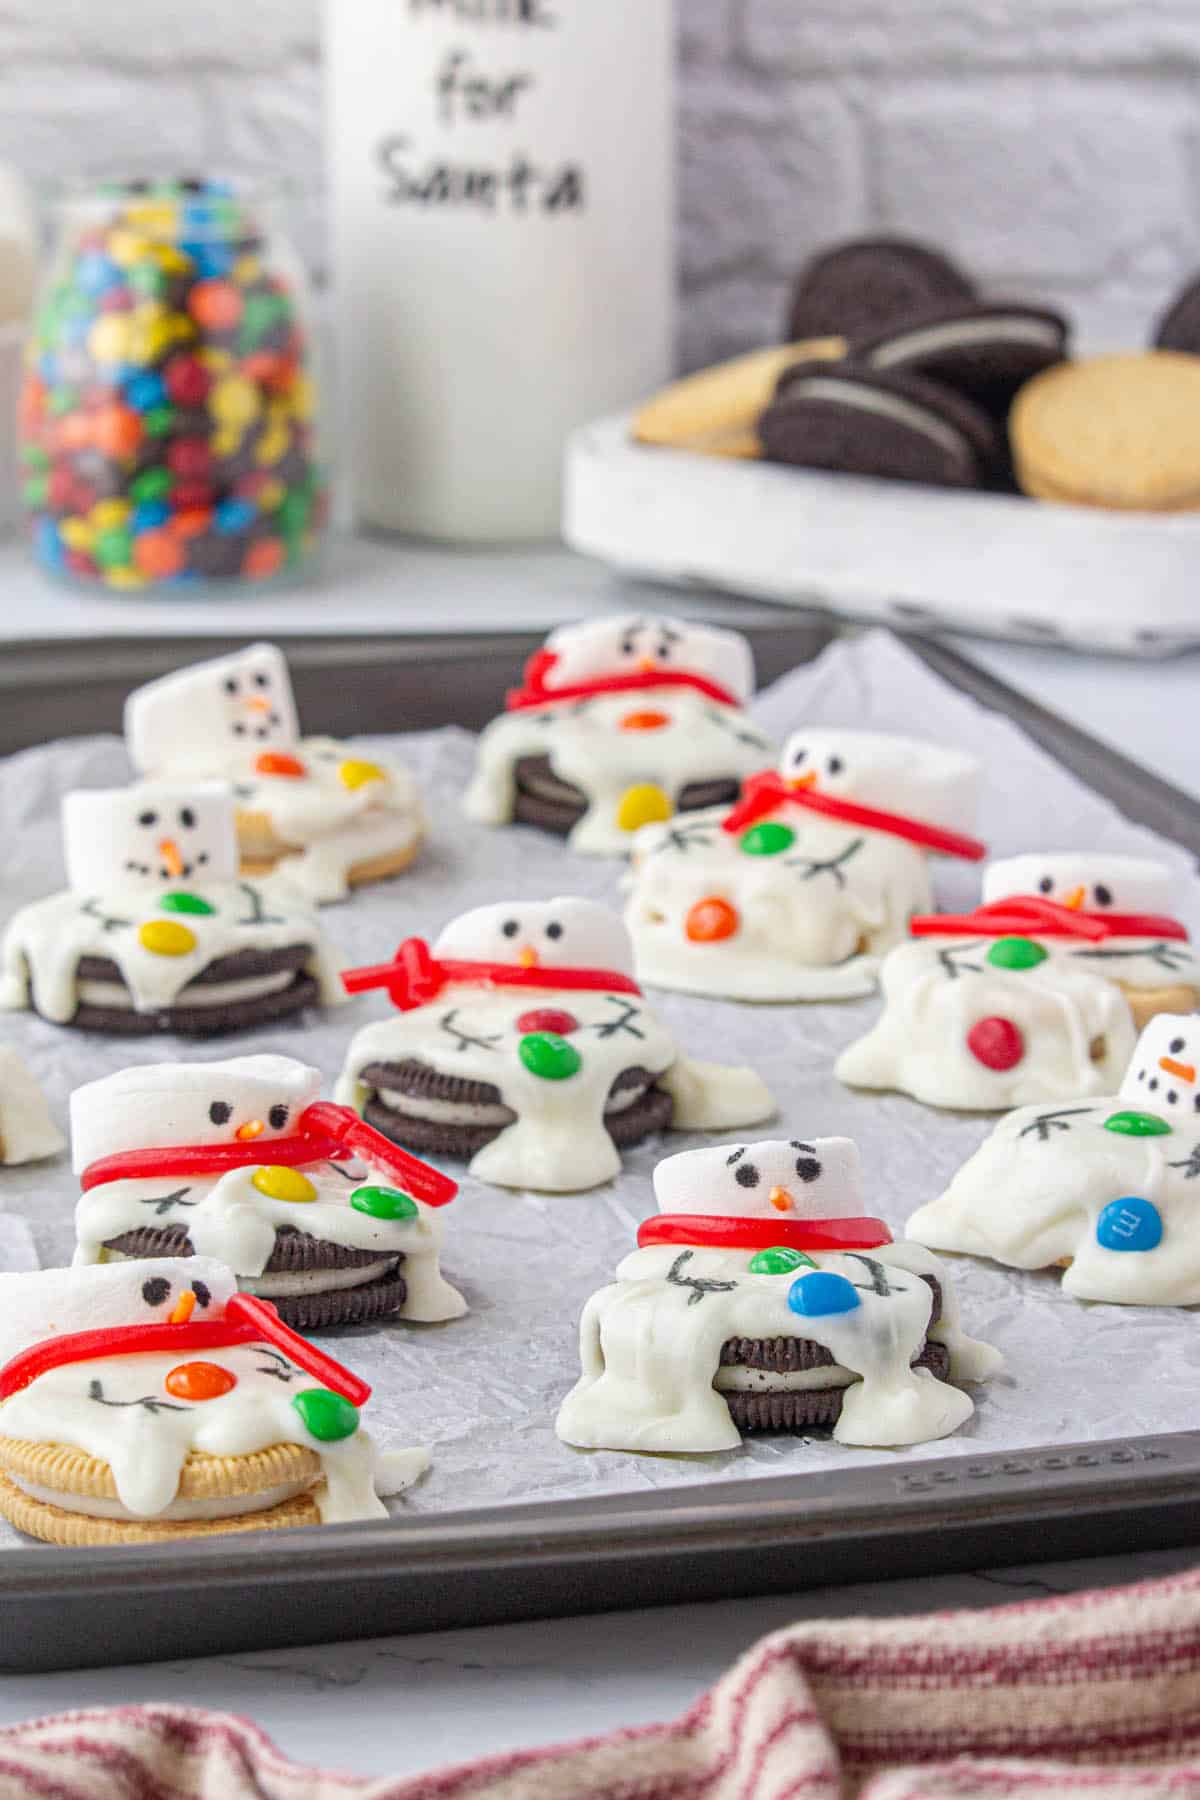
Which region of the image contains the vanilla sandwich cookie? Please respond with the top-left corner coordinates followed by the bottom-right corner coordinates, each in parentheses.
top-left (0, 784), bottom-right (344, 1038)
top-left (337, 898), bottom-right (774, 1193)
top-left (71, 1055), bottom-right (465, 1331)
top-left (557, 1136), bottom-right (1000, 1455)
top-left (464, 615), bottom-right (772, 856)
top-left (126, 643), bottom-right (425, 905)
top-left (0, 1259), bottom-right (426, 1545)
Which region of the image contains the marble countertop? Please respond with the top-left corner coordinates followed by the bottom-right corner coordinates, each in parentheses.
top-left (0, 534), bottom-right (1196, 1780)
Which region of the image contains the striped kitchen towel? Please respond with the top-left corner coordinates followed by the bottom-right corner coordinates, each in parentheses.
top-left (2, 1564), bottom-right (1198, 1798)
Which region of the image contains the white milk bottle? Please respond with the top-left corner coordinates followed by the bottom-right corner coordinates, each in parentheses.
top-left (326, 0), bottom-right (675, 542)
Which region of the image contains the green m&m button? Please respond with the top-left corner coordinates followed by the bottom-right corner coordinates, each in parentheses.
top-left (292, 1388), bottom-right (360, 1442)
top-left (518, 1032), bottom-right (582, 1081)
top-left (160, 891), bottom-right (216, 916)
top-left (748, 1246), bottom-right (817, 1275)
top-left (986, 936), bottom-right (1048, 971)
top-left (739, 821), bottom-right (796, 857)
top-left (351, 1184), bottom-right (419, 1222)
top-left (1103, 1110), bottom-right (1172, 1137)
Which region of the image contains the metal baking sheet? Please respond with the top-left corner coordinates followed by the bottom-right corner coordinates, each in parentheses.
top-left (1, 622), bottom-right (1198, 1672)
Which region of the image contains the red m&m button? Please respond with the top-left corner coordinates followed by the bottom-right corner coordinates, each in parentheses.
top-left (516, 1008), bottom-right (579, 1036)
top-left (966, 1016), bottom-right (1025, 1071)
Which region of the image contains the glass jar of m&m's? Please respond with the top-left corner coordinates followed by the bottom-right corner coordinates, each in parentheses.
top-left (18, 176), bottom-right (326, 591)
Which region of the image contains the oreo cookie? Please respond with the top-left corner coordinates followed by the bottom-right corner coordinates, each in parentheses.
top-left (785, 237), bottom-right (975, 345)
top-left (99, 1224), bottom-right (408, 1331)
top-left (63, 946), bottom-right (318, 1038)
top-left (761, 363), bottom-right (1000, 489)
top-left (360, 1058), bottom-right (674, 1159)
top-left (854, 301), bottom-right (1070, 423)
top-left (512, 756), bottom-right (740, 839)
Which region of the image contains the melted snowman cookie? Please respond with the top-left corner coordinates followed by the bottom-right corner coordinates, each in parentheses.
top-left (337, 898), bottom-right (775, 1192)
top-left (0, 784), bottom-right (344, 1036)
top-left (626, 728), bottom-right (984, 1001)
top-left (838, 853), bottom-right (1200, 1111)
top-left (71, 1055), bottom-right (464, 1330)
top-left (557, 1136), bottom-right (999, 1454)
top-left (908, 1013), bottom-right (1200, 1305)
top-left (464, 615), bottom-right (772, 856)
top-left (126, 643), bottom-right (425, 905)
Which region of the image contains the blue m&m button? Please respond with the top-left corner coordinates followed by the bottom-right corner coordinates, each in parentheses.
top-left (1096, 1196), bottom-right (1163, 1254)
top-left (787, 1271), bottom-right (861, 1317)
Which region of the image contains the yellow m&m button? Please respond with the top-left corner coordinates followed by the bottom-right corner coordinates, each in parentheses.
top-left (616, 783), bottom-right (673, 833)
top-left (252, 1166), bottom-right (317, 1204)
top-left (137, 920), bottom-right (197, 957)
top-left (340, 758), bottom-right (386, 791)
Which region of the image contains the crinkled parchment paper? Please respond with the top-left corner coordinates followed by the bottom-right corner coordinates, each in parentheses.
top-left (1, 629), bottom-right (1197, 1540)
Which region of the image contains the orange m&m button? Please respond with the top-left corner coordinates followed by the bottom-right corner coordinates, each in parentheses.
top-left (256, 751), bottom-right (307, 779)
top-left (686, 896), bottom-right (740, 943)
top-left (165, 1361), bottom-right (237, 1402)
top-left (619, 709), bottom-right (671, 732)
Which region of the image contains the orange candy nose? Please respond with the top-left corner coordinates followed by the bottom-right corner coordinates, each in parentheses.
top-left (1159, 1056), bottom-right (1197, 1083)
top-left (158, 839), bottom-right (184, 877)
top-left (789, 772), bottom-right (818, 791)
top-left (620, 709), bottom-right (671, 732)
top-left (255, 751), bottom-right (307, 779)
top-left (1064, 886), bottom-right (1086, 911)
top-left (168, 1290), bottom-right (197, 1325)
top-left (768, 1186), bottom-right (793, 1212)
top-left (236, 1119), bottom-right (265, 1141)
top-left (165, 1361), bottom-right (237, 1402)
top-left (686, 896), bottom-right (740, 943)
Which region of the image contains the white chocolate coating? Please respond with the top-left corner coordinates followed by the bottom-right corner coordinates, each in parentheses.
top-left (625, 804), bottom-right (932, 1001)
top-left (541, 615), bottom-right (755, 703)
top-left (982, 853), bottom-right (1173, 914)
top-left (908, 1088), bottom-right (1200, 1306)
top-left (0, 1047), bottom-right (64, 1165)
top-left (0, 877), bottom-right (344, 1025)
top-left (556, 1239), bottom-right (999, 1454)
top-left (464, 690), bottom-right (772, 857)
top-left (779, 731), bottom-right (980, 833)
top-left (337, 983), bottom-right (774, 1192)
top-left (63, 784), bottom-right (239, 894)
top-left (125, 645), bottom-right (424, 906)
top-left (834, 934), bottom-right (1179, 1110)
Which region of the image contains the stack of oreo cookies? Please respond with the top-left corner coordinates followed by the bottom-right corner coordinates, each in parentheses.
top-left (762, 238), bottom-right (1071, 492)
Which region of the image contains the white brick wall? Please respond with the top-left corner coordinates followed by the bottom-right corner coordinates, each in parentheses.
top-left (2, 0), bottom-right (1198, 371)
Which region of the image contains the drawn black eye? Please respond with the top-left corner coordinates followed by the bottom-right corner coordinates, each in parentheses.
top-left (734, 1161), bottom-right (760, 1189)
top-left (138, 810), bottom-right (158, 827)
top-left (790, 748), bottom-right (806, 767)
top-left (1171, 1037), bottom-right (1185, 1054)
top-left (545, 922), bottom-right (563, 940)
top-left (1167, 1090), bottom-right (1179, 1105)
top-left (224, 678), bottom-right (238, 695)
top-left (209, 1101), bottom-right (232, 1124)
top-left (1194, 1094), bottom-right (1200, 1112)
top-left (233, 722), bottom-right (246, 736)
top-left (192, 1280), bottom-right (211, 1309)
top-left (1094, 885), bottom-right (1113, 907)
top-left (268, 1105), bottom-right (289, 1130)
top-left (142, 1278), bottom-right (170, 1307)
top-left (795, 1155), bottom-right (822, 1183)
top-left (827, 756), bottom-right (843, 775)
top-left (179, 807), bottom-right (196, 829)
top-left (254, 672), bottom-right (270, 688)
top-left (501, 919), bottom-right (520, 938)
top-left (198, 852), bottom-right (208, 865)
top-left (1038, 876), bottom-right (1054, 894)
top-left (657, 640), bottom-right (670, 659)
top-left (621, 638), bottom-right (636, 656)
top-left (256, 726), bottom-right (269, 739)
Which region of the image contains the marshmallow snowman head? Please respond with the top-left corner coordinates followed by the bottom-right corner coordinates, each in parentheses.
top-left (62, 783), bottom-right (239, 894)
top-left (434, 897), bottom-right (635, 977)
top-left (653, 1136), bottom-right (865, 1222)
top-left (540, 615), bottom-right (754, 704)
top-left (1118, 1014), bottom-right (1200, 1117)
top-left (0, 1257), bottom-right (236, 1368)
top-left (70, 1055), bottom-right (323, 1172)
top-left (778, 730), bottom-right (980, 833)
top-left (125, 643), bottom-right (301, 775)
top-left (983, 853), bottom-right (1173, 915)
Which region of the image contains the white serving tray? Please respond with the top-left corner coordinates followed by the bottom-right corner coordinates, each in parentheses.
top-left (564, 411), bottom-right (1200, 657)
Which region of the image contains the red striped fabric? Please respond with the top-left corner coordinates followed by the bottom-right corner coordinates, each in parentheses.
top-left (1, 1567), bottom-right (1198, 1798)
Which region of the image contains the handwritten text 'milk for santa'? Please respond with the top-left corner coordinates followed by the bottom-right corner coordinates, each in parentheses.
top-left (408, 0), bottom-right (557, 25)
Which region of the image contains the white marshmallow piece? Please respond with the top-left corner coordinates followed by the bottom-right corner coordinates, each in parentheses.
top-left (541, 614), bottom-right (754, 704)
top-left (125, 642), bottom-right (300, 775)
top-left (652, 1136), bottom-right (865, 1222)
top-left (62, 783), bottom-right (240, 894)
top-left (778, 730), bottom-right (980, 834)
top-left (982, 853), bottom-right (1173, 915)
top-left (70, 1054), bottom-right (323, 1173)
top-left (0, 1046), bottom-right (65, 1164)
top-left (0, 1257), bottom-right (237, 1368)
top-left (433, 897), bottom-right (636, 978)
top-left (1118, 1012), bottom-right (1200, 1114)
